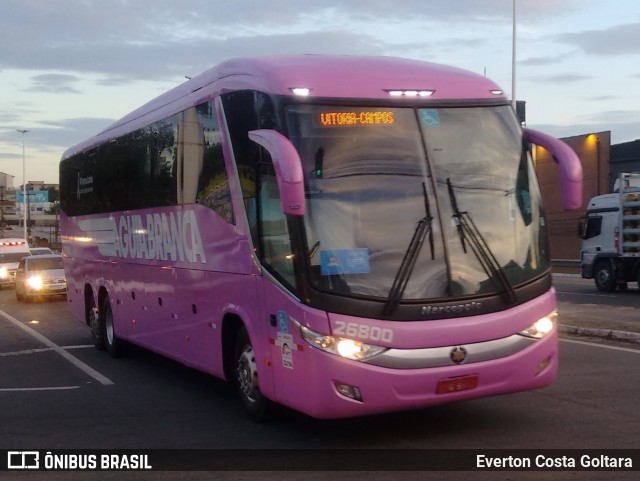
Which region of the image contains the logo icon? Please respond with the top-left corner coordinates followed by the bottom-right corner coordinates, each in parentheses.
top-left (7, 451), bottom-right (40, 470)
top-left (450, 346), bottom-right (468, 364)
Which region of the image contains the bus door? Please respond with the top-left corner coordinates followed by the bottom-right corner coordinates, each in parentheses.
top-left (255, 163), bottom-right (313, 405)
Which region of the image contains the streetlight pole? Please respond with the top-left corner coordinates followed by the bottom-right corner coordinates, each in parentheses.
top-left (16, 129), bottom-right (29, 242)
top-left (512, 0), bottom-right (517, 111)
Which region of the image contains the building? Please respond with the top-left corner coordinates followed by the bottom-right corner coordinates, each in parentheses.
top-left (534, 131), bottom-right (611, 265)
top-left (610, 139), bottom-right (640, 189)
top-left (0, 172), bottom-right (14, 190)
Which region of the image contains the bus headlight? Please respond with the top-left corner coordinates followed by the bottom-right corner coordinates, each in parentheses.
top-left (300, 325), bottom-right (387, 361)
top-left (519, 311), bottom-right (557, 339)
top-left (0, 267), bottom-right (8, 279)
top-left (27, 276), bottom-right (44, 290)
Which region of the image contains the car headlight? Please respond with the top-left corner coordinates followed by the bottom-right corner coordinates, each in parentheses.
top-left (519, 311), bottom-right (557, 339)
top-left (300, 325), bottom-right (387, 361)
top-left (27, 276), bottom-right (44, 290)
top-left (0, 267), bottom-right (8, 279)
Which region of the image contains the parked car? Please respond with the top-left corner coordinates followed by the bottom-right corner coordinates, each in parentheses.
top-left (30, 247), bottom-right (55, 256)
top-left (15, 254), bottom-right (67, 302)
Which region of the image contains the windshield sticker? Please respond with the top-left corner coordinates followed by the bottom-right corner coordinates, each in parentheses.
top-left (320, 248), bottom-right (370, 276)
top-left (419, 109), bottom-right (441, 127)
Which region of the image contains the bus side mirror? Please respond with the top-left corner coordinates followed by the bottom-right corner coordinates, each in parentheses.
top-left (248, 129), bottom-right (306, 216)
top-left (523, 128), bottom-right (583, 211)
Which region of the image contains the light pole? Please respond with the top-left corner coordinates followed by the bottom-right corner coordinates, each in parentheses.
top-left (16, 129), bottom-right (29, 242)
top-left (512, 0), bottom-right (517, 111)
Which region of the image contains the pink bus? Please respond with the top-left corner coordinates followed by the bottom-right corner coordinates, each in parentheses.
top-left (59, 55), bottom-right (582, 420)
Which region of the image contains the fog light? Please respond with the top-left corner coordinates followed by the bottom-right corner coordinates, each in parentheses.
top-left (335, 383), bottom-right (363, 402)
top-left (536, 356), bottom-right (552, 375)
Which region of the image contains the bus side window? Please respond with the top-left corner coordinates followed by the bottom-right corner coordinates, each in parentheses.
top-left (257, 164), bottom-right (296, 287)
top-left (195, 102), bottom-right (234, 224)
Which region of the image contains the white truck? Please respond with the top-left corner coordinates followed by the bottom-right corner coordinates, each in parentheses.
top-left (580, 172), bottom-right (640, 291)
top-left (0, 238), bottom-right (31, 287)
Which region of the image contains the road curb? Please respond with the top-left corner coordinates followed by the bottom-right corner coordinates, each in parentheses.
top-left (559, 324), bottom-right (640, 344)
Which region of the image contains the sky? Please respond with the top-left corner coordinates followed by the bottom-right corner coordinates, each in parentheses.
top-left (0, 0), bottom-right (639, 185)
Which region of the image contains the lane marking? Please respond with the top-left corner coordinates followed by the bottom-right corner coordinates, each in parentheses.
top-left (0, 345), bottom-right (94, 357)
top-left (555, 291), bottom-right (618, 298)
top-left (561, 338), bottom-right (640, 354)
top-left (0, 386), bottom-right (81, 392)
top-left (0, 309), bottom-right (114, 386)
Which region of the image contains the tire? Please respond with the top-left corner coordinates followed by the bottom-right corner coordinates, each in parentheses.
top-left (102, 296), bottom-right (123, 357)
top-left (234, 327), bottom-right (273, 422)
top-left (594, 261), bottom-right (616, 293)
top-left (89, 297), bottom-right (106, 351)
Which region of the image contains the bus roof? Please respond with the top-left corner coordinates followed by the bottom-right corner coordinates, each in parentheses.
top-left (62, 55), bottom-right (507, 159)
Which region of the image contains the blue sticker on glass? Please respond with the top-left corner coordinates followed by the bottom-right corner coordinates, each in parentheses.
top-left (278, 310), bottom-right (288, 333)
top-left (419, 109), bottom-right (440, 127)
top-left (320, 249), bottom-right (370, 276)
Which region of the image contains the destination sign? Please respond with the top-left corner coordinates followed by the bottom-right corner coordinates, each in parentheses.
top-left (319, 111), bottom-right (395, 127)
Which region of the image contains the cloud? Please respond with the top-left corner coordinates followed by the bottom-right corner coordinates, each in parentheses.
top-left (519, 53), bottom-right (573, 67)
top-left (0, 0), bottom-right (583, 82)
top-left (556, 22), bottom-right (640, 56)
top-left (0, 117), bottom-right (114, 152)
top-left (532, 109), bottom-right (640, 145)
top-left (528, 73), bottom-right (593, 84)
top-left (1, 30), bottom-right (386, 83)
top-left (544, 74), bottom-right (593, 83)
top-left (26, 74), bottom-right (81, 93)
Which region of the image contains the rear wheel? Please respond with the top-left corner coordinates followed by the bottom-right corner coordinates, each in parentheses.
top-left (102, 296), bottom-right (123, 357)
top-left (234, 327), bottom-right (273, 422)
top-left (594, 260), bottom-right (616, 293)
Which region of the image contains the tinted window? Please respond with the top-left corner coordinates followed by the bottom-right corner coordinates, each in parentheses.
top-left (221, 90), bottom-right (276, 247)
top-left (60, 100), bottom-right (233, 225)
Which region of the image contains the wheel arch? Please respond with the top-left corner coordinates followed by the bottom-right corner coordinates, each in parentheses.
top-left (221, 313), bottom-right (244, 382)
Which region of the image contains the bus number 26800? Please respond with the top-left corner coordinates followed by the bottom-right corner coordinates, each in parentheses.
top-left (333, 321), bottom-right (393, 343)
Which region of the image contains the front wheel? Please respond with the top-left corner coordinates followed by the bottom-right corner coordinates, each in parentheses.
top-left (234, 327), bottom-right (273, 422)
top-left (594, 261), bottom-right (616, 293)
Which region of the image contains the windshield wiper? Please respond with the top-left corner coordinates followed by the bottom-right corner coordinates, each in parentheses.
top-left (383, 182), bottom-right (434, 315)
top-left (446, 178), bottom-right (516, 304)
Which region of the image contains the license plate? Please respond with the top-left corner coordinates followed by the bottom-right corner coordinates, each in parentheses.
top-left (436, 375), bottom-right (478, 394)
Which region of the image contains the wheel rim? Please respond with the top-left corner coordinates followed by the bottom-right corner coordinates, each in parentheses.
top-left (237, 345), bottom-right (260, 404)
top-left (596, 268), bottom-right (610, 285)
top-left (105, 306), bottom-right (114, 345)
top-left (89, 305), bottom-right (99, 334)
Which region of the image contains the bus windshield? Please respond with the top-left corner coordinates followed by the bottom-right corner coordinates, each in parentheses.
top-left (285, 104), bottom-right (549, 302)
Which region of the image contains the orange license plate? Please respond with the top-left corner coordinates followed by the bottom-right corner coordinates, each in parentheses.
top-left (436, 375), bottom-right (479, 394)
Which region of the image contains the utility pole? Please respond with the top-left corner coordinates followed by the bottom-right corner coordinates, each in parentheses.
top-left (0, 187), bottom-right (4, 238)
top-left (17, 129), bottom-right (29, 242)
top-left (512, 0), bottom-right (517, 111)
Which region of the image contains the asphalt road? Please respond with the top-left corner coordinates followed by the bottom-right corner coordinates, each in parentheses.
top-left (1, 287), bottom-right (639, 480)
top-left (553, 274), bottom-right (640, 335)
